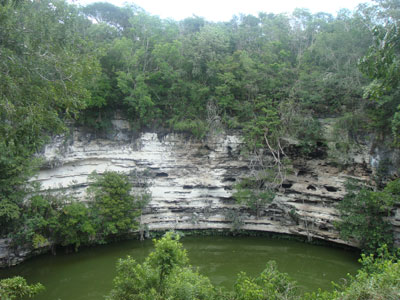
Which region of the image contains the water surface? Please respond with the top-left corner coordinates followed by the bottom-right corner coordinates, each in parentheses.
top-left (0, 236), bottom-right (360, 299)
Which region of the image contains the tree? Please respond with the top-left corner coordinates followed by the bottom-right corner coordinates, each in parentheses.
top-left (107, 232), bottom-right (307, 300)
top-left (293, 9), bottom-right (371, 115)
top-left (10, 194), bottom-right (62, 250)
top-left (147, 232), bottom-right (189, 287)
top-left (82, 2), bottom-right (133, 31)
top-left (0, 0), bottom-right (100, 236)
top-left (107, 232), bottom-right (216, 300)
top-left (0, 276), bottom-right (44, 300)
top-left (335, 260), bottom-right (400, 300)
top-left (9, 192), bottom-right (96, 253)
top-left (359, 0), bottom-right (400, 143)
top-left (336, 179), bottom-right (399, 253)
top-left (233, 178), bottom-right (275, 219)
top-left (304, 246), bottom-right (400, 300)
top-left (56, 202), bottom-right (96, 251)
top-left (233, 261), bottom-right (299, 300)
top-left (6, 171), bottom-right (148, 253)
top-left (360, 0), bottom-right (400, 99)
top-left (89, 171), bottom-right (143, 241)
top-left (233, 97), bottom-right (286, 216)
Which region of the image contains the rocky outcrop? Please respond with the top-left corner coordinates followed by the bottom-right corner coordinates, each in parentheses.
top-left (1, 118), bottom-right (400, 267)
top-left (0, 239), bottom-right (49, 267)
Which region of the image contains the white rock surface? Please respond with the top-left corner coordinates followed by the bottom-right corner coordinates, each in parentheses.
top-left (2, 119), bottom-right (400, 267)
top-left (31, 124), bottom-right (359, 245)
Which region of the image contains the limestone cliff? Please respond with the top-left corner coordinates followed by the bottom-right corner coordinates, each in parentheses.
top-left (1, 118), bottom-right (399, 267)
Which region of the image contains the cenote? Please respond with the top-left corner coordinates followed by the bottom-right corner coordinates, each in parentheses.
top-left (0, 235), bottom-right (360, 300)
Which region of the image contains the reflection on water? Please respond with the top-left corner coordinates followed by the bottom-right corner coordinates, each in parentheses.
top-left (0, 235), bottom-right (360, 300)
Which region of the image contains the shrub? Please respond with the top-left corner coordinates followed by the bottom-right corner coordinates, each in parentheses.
top-left (89, 171), bottom-right (144, 241)
top-left (336, 179), bottom-right (398, 254)
top-left (0, 276), bottom-right (44, 300)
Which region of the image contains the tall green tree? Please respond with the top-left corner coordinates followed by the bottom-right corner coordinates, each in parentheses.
top-left (336, 179), bottom-right (399, 253)
top-left (107, 232), bottom-right (216, 300)
top-left (359, 0), bottom-right (400, 143)
top-left (89, 171), bottom-right (144, 241)
top-left (0, 0), bottom-right (100, 236)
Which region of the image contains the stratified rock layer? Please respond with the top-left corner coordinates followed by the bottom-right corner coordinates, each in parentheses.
top-left (1, 119), bottom-right (400, 267)
top-left (30, 121), bottom-right (374, 245)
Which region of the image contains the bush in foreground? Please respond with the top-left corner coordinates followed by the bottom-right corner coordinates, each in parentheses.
top-left (108, 233), bottom-right (400, 300)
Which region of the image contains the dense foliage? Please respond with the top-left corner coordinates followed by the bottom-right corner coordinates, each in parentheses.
top-left (9, 171), bottom-right (148, 252)
top-left (1, 0), bottom-right (399, 238)
top-left (1, 0), bottom-right (400, 298)
top-left (305, 245), bottom-right (400, 300)
top-left (336, 178), bottom-right (400, 254)
top-left (73, 0), bottom-right (400, 241)
top-left (75, 0), bottom-right (381, 143)
top-left (0, 0), bottom-right (100, 236)
top-left (2, 235), bottom-right (399, 300)
top-left (88, 171), bottom-right (145, 241)
top-left (360, 0), bottom-right (400, 144)
top-left (108, 233), bottom-right (400, 300)
top-left (107, 232), bottom-right (215, 300)
top-left (107, 232), bottom-right (299, 300)
top-left (0, 276), bottom-right (44, 300)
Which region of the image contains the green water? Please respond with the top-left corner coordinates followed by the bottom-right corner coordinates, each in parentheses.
top-left (0, 236), bottom-right (360, 299)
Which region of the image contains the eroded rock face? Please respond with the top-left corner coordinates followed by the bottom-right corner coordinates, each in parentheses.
top-left (1, 118), bottom-right (399, 267)
top-left (30, 121), bottom-right (371, 245)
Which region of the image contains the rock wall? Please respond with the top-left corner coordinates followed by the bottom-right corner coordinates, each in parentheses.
top-left (29, 119), bottom-right (378, 244)
top-left (1, 118), bottom-right (400, 267)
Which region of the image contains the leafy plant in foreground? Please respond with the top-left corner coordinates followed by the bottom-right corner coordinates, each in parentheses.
top-left (0, 276), bottom-right (44, 300)
top-left (305, 245), bottom-right (400, 300)
top-left (234, 261), bottom-right (299, 300)
top-left (107, 232), bottom-right (216, 300)
top-left (108, 232), bottom-right (301, 300)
